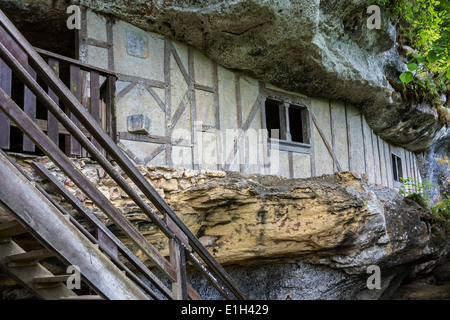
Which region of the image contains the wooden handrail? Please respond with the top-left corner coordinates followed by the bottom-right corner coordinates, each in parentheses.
top-left (0, 9), bottom-right (246, 300)
top-left (34, 47), bottom-right (117, 77)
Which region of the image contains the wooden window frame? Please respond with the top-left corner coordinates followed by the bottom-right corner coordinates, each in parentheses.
top-left (391, 152), bottom-right (403, 187)
top-left (261, 93), bottom-right (311, 154)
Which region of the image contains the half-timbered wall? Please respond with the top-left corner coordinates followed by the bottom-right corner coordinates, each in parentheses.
top-left (81, 9), bottom-right (422, 189)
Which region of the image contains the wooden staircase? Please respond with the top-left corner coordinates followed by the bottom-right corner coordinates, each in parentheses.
top-left (0, 9), bottom-right (247, 300)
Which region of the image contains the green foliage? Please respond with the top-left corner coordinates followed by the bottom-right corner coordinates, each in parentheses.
top-left (431, 196), bottom-right (450, 227)
top-left (399, 177), bottom-right (435, 207)
top-left (375, 0), bottom-right (449, 114)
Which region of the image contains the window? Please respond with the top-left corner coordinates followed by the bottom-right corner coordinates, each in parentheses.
top-left (392, 153), bottom-right (403, 182)
top-left (264, 98), bottom-right (310, 145)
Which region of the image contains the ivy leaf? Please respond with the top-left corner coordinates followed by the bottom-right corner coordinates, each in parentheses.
top-left (446, 69), bottom-right (450, 79)
top-left (428, 50), bottom-right (438, 63)
top-left (411, 53), bottom-right (425, 63)
top-left (400, 72), bottom-right (414, 84)
top-left (407, 62), bottom-right (419, 71)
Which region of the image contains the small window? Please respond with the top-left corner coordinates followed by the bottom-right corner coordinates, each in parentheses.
top-left (392, 154), bottom-right (403, 182)
top-left (289, 106), bottom-right (305, 143)
top-left (264, 99), bottom-right (309, 145)
top-left (265, 99), bottom-right (282, 139)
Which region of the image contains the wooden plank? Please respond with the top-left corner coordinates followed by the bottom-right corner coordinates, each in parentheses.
top-left (311, 113), bottom-right (342, 172)
top-left (1, 249), bottom-right (53, 266)
top-left (166, 215), bottom-right (189, 248)
top-left (345, 102), bottom-right (352, 172)
top-left (260, 94), bottom-right (270, 175)
top-left (169, 238), bottom-right (188, 300)
top-left (23, 65), bottom-right (37, 152)
top-left (329, 101), bottom-right (336, 172)
top-left (0, 152), bottom-right (149, 300)
top-left (0, 58), bottom-right (11, 149)
top-left (164, 40), bottom-right (172, 167)
top-left (194, 83), bottom-right (214, 93)
top-left (360, 114), bottom-right (369, 176)
top-left (0, 24), bottom-right (27, 67)
top-left (96, 228), bottom-right (118, 259)
top-left (188, 46), bottom-right (199, 170)
top-left (106, 17), bottom-right (115, 71)
top-left (116, 73), bottom-right (165, 89)
top-left (90, 71), bottom-right (101, 152)
top-left (223, 97), bottom-right (261, 172)
top-left (213, 63), bottom-right (222, 170)
top-left (47, 58), bottom-right (60, 146)
top-left (235, 73), bottom-right (243, 172)
top-left (146, 84), bottom-right (166, 113)
top-left (143, 144), bottom-right (166, 165)
top-left (104, 75), bottom-right (117, 143)
top-left (0, 22), bottom-right (246, 299)
top-left (0, 240), bottom-right (77, 300)
top-left (370, 129), bottom-right (377, 184)
top-left (170, 42), bottom-right (190, 85)
top-left (116, 81), bottom-right (136, 102)
top-left (69, 64), bottom-right (82, 156)
top-left (119, 132), bottom-right (172, 145)
top-left (35, 47), bottom-right (116, 77)
top-left (0, 220), bottom-right (28, 237)
top-left (86, 38), bottom-right (109, 49)
top-left (0, 87), bottom-right (176, 284)
top-left (376, 135), bottom-right (383, 185)
top-left (31, 161), bottom-right (171, 300)
top-left (33, 274), bottom-right (72, 285)
top-left (171, 91), bottom-right (189, 129)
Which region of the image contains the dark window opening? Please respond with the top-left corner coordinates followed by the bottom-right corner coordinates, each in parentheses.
top-left (392, 154), bottom-right (403, 182)
top-left (265, 99), bottom-right (282, 139)
top-left (265, 98), bottom-right (310, 145)
top-left (289, 106), bottom-right (305, 143)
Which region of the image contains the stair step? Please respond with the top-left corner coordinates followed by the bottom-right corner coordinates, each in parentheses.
top-left (1, 248), bottom-right (54, 267)
top-left (33, 274), bottom-right (71, 289)
top-left (0, 220), bottom-right (27, 237)
top-left (60, 295), bottom-right (103, 300)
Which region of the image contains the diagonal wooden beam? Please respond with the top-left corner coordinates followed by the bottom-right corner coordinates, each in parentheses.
top-left (116, 81), bottom-right (137, 102)
top-left (223, 96), bottom-right (261, 172)
top-left (311, 113), bottom-right (343, 172)
top-left (169, 42), bottom-right (190, 85)
top-left (145, 84), bottom-right (166, 113)
top-left (171, 90), bottom-right (190, 129)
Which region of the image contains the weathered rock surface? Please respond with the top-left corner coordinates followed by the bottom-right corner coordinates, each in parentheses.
top-left (1, 154), bottom-right (449, 299)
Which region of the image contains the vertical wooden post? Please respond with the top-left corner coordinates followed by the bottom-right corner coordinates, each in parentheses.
top-left (188, 46), bottom-right (198, 170)
top-left (90, 71), bottom-right (101, 152)
top-left (23, 65), bottom-right (37, 152)
top-left (0, 58), bottom-right (11, 149)
top-left (165, 41), bottom-right (172, 167)
top-left (104, 75), bottom-right (117, 144)
top-left (47, 58), bottom-right (60, 147)
top-left (69, 64), bottom-right (82, 156)
top-left (169, 237), bottom-right (188, 300)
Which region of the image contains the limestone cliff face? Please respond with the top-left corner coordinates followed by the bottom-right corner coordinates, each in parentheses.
top-left (8, 155), bottom-right (448, 299)
top-left (163, 172), bottom-right (449, 274)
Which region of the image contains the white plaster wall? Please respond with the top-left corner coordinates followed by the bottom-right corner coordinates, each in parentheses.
top-left (82, 9), bottom-right (422, 188)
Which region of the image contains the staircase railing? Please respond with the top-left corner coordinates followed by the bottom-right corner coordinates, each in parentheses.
top-left (0, 9), bottom-right (246, 300)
